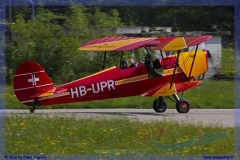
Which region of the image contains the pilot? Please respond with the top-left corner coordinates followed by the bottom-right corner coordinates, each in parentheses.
top-left (153, 57), bottom-right (162, 69)
top-left (120, 59), bottom-right (129, 69)
top-left (144, 54), bottom-right (162, 77)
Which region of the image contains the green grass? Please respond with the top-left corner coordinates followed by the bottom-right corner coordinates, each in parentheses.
top-left (6, 79), bottom-right (234, 109)
top-left (221, 47), bottom-right (234, 76)
top-left (184, 79), bottom-right (234, 108)
top-left (6, 115), bottom-right (234, 155)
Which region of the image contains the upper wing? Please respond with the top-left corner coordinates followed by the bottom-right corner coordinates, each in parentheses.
top-left (79, 36), bottom-right (166, 51)
top-left (141, 81), bottom-right (202, 97)
top-left (154, 36), bottom-right (212, 51)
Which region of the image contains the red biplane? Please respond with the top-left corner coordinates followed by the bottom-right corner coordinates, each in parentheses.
top-left (13, 35), bottom-right (212, 113)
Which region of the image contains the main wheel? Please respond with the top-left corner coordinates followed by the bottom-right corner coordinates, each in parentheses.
top-left (176, 98), bottom-right (190, 113)
top-left (153, 97), bottom-right (167, 113)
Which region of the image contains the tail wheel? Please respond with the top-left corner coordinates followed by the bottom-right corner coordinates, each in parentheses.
top-left (30, 108), bottom-right (35, 113)
top-left (30, 98), bottom-right (38, 113)
top-left (153, 97), bottom-right (167, 113)
top-left (176, 98), bottom-right (190, 113)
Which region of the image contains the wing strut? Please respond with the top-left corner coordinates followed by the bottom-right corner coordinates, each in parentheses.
top-left (145, 47), bottom-right (151, 55)
top-left (170, 50), bottom-right (181, 89)
top-left (31, 73), bottom-right (37, 113)
top-left (102, 51), bottom-right (107, 70)
top-left (119, 51), bottom-right (123, 67)
top-left (187, 44), bottom-right (199, 81)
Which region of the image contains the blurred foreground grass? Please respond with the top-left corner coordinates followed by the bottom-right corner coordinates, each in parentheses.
top-left (6, 115), bottom-right (234, 155)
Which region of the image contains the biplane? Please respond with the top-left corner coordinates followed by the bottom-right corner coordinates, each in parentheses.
top-left (13, 35), bottom-right (212, 113)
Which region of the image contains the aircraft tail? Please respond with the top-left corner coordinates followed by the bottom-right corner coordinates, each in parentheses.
top-left (13, 61), bottom-right (54, 106)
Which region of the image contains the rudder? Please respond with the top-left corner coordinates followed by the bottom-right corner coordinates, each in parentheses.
top-left (13, 61), bottom-right (54, 106)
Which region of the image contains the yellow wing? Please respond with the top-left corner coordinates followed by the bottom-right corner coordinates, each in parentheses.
top-left (79, 36), bottom-right (162, 51)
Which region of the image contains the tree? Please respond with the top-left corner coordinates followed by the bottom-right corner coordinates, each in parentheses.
top-left (65, 7), bottom-right (124, 75)
top-left (6, 10), bottom-right (78, 84)
top-left (6, 6), bottom-right (125, 84)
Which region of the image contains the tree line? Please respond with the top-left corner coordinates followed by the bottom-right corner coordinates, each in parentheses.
top-left (5, 6), bottom-right (234, 85)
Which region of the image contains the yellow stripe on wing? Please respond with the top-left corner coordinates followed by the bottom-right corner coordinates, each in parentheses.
top-left (79, 38), bottom-right (153, 51)
top-left (152, 83), bottom-right (177, 97)
top-left (162, 37), bottom-right (187, 50)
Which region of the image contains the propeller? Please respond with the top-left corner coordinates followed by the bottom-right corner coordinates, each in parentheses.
top-left (199, 42), bottom-right (216, 79)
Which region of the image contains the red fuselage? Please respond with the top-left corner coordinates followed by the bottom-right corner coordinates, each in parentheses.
top-left (37, 61), bottom-right (186, 106)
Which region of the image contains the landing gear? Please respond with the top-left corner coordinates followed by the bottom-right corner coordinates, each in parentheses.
top-left (173, 93), bottom-right (190, 113)
top-left (153, 97), bottom-right (167, 113)
top-left (30, 98), bottom-right (37, 113)
top-left (30, 108), bottom-right (35, 113)
top-left (152, 93), bottom-right (190, 113)
top-left (176, 99), bottom-right (190, 113)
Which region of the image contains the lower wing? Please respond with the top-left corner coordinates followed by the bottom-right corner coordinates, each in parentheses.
top-left (141, 81), bottom-right (202, 97)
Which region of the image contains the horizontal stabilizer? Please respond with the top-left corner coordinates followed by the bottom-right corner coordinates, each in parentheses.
top-left (30, 88), bottom-right (68, 99)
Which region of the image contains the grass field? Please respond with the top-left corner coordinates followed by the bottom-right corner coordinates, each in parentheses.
top-left (221, 47), bottom-right (234, 76)
top-left (6, 115), bottom-right (234, 155)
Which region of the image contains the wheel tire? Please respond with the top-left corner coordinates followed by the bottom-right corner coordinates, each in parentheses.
top-left (30, 108), bottom-right (34, 113)
top-left (153, 98), bottom-right (167, 113)
top-left (176, 98), bottom-right (190, 113)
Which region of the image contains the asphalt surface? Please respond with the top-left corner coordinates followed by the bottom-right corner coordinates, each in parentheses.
top-left (4, 108), bottom-right (238, 127)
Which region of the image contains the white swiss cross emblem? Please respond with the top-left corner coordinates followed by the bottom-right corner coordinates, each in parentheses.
top-left (28, 74), bottom-right (39, 86)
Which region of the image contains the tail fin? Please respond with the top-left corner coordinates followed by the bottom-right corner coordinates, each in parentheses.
top-left (13, 61), bottom-right (54, 106)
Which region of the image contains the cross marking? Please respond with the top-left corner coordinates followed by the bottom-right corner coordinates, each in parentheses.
top-left (28, 74), bottom-right (39, 86)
